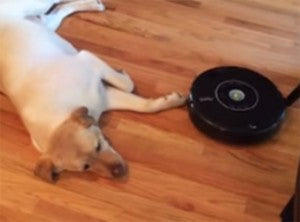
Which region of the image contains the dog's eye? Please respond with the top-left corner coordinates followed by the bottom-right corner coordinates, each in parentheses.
top-left (96, 143), bottom-right (101, 152)
top-left (83, 164), bottom-right (90, 171)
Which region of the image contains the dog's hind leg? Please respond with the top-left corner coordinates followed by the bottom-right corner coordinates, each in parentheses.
top-left (0, 0), bottom-right (59, 18)
top-left (41, 0), bottom-right (105, 31)
top-left (77, 50), bottom-right (135, 93)
top-left (104, 87), bottom-right (186, 113)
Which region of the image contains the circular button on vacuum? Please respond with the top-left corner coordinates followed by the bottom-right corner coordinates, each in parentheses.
top-left (188, 66), bottom-right (286, 144)
top-left (229, 89), bottom-right (245, 102)
top-left (215, 79), bottom-right (259, 112)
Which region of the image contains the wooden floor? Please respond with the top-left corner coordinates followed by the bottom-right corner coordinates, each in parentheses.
top-left (1, 0), bottom-right (300, 221)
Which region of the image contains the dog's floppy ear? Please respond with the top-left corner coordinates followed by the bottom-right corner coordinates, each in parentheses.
top-left (34, 157), bottom-right (59, 183)
top-left (71, 106), bottom-right (95, 127)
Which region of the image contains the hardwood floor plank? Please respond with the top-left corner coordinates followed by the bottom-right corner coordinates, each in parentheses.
top-left (0, 204), bottom-right (52, 222)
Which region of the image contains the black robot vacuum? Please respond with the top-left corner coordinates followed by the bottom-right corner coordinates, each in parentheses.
top-left (188, 66), bottom-right (300, 144)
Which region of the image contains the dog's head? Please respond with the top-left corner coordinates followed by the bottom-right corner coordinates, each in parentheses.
top-left (34, 106), bottom-right (127, 183)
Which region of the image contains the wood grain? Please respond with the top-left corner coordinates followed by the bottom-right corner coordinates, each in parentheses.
top-left (1, 0), bottom-right (299, 221)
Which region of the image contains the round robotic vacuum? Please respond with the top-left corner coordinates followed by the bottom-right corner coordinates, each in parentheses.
top-left (188, 66), bottom-right (299, 143)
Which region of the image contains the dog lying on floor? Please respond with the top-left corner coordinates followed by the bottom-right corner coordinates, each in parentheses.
top-left (0, 0), bottom-right (186, 182)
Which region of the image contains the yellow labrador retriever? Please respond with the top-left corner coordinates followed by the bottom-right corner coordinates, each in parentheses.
top-left (0, 0), bottom-right (186, 182)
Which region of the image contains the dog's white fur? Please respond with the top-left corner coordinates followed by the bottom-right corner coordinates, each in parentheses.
top-left (0, 0), bottom-right (186, 182)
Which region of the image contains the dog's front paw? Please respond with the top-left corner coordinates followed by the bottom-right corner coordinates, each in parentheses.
top-left (164, 92), bottom-right (187, 107)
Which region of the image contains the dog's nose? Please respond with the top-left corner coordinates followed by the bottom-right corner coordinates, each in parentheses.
top-left (110, 163), bottom-right (127, 178)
